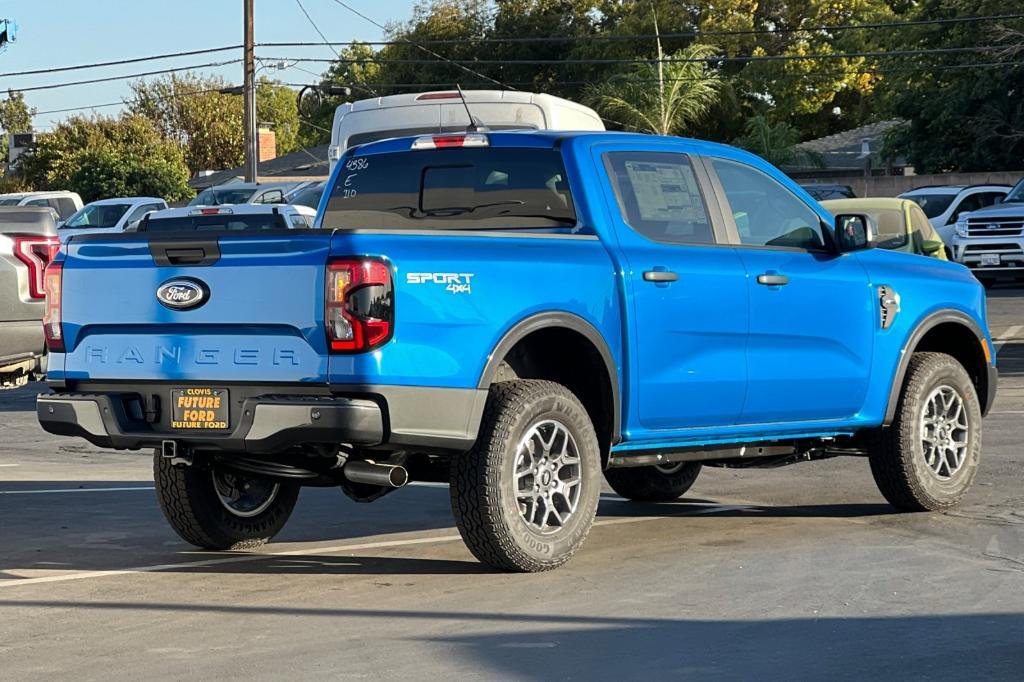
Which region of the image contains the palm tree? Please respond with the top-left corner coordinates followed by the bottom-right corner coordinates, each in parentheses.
top-left (584, 13), bottom-right (721, 136)
top-left (733, 115), bottom-right (824, 169)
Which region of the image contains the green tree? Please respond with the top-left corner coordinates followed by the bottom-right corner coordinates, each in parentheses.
top-left (584, 43), bottom-right (722, 135)
top-left (878, 0), bottom-right (1024, 172)
top-left (0, 89), bottom-right (34, 134)
top-left (18, 114), bottom-right (192, 202)
top-left (0, 89), bottom-right (35, 175)
top-left (128, 73), bottom-right (300, 173)
top-left (732, 115), bottom-right (823, 167)
top-left (296, 42), bottom-right (384, 148)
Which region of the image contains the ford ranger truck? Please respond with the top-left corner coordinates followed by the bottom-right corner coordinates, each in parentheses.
top-left (38, 131), bottom-right (998, 572)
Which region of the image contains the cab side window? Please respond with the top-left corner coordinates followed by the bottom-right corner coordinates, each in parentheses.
top-left (604, 151), bottom-right (715, 245)
top-left (951, 191), bottom-right (1005, 223)
top-left (257, 189), bottom-right (284, 204)
top-left (712, 158), bottom-right (826, 250)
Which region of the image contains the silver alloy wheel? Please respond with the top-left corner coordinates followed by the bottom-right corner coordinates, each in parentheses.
top-left (212, 470), bottom-right (280, 518)
top-left (514, 419), bottom-right (583, 534)
top-left (920, 384), bottom-right (970, 480)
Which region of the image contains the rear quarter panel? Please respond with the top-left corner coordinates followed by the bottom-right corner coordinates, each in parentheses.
top-left (327, 230), bottom-right (621, 390)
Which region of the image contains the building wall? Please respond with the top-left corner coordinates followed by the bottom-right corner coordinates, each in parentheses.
top-left (797, 171), bottom-right (1024, 197)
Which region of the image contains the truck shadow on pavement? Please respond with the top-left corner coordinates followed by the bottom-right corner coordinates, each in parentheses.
top-left (0, 384), bottom-right (41, 412)
top-left (0, 600), bottom-right (1019, 679)
top-left (1, 481), bottom-right (902, 579)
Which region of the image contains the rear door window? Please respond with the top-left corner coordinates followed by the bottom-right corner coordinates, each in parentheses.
top-left (321, 147), bottom-right (577, 231)
top-left (603, 151), bottom-right (715, 245)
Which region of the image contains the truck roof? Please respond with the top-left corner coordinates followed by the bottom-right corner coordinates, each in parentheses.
top-left (348, 129), bottom-right (750, 157)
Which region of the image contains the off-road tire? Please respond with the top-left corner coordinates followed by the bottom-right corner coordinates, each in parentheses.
top-left (449, 380), bottom-right (601, 572)
top-left (869, 352), bottom-right (982, 512)
top-left (154, 453), bottom-right (300, 550)
top-left (604, 462), bottom-right (702, 502)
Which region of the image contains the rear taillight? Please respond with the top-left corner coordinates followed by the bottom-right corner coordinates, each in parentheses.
top-left (12, 235), bottom-right (60, 299)
top-left (326, 258), bottom-right (393, 353)
top-left (43, 261), bottom-right (64, 353)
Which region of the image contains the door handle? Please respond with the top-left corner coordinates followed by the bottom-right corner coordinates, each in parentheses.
top-left (643, 270), bottom-right (679, 283)
top-left (756, 273), bottom-right (789, 286)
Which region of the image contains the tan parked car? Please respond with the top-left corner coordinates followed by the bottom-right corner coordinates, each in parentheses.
top-left (822, 197), bottom-right (948, 260)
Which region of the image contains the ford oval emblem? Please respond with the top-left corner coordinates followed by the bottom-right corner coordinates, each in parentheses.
top-left (156, 278), bottom-right (208, 310)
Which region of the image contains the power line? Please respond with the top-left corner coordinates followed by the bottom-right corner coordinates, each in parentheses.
top-left (28, 56), bottom-right (1017, 119)
top-left (273, 60), bottom-right (1021, 89)
top-left (9, 59), bottom-right (242, 94)
top-left (325, 0), bottom-right (512, 90)
top-left (293, 0), bottom-right (377, 96)
top-left (257, 45), bottom-right (1011, 67)
top-left (0, 45), bottom-right (242, 79)
top-left (259, 11), bottom-right (1024, 48)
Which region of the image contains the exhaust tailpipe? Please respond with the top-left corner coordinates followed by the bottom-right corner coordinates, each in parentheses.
top-left (343, 460), bottom-right (409, 488)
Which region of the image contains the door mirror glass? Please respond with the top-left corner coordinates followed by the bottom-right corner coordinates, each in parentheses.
top-left (835, 213), bottom-right (875, 252)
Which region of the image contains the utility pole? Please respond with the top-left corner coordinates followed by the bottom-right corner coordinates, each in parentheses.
top-left (243, 0), bottom-right (257, 182)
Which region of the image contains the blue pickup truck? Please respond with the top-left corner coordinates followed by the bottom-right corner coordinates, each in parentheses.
top-left (38, 131), bottom-right (997, 572)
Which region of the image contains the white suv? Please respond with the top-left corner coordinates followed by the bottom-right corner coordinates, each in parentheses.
top-left (950, 177), bottom-right (1024, 286)
top-left (899, 184), bottom-right (1010, 247)
top-left (0, 191), bottom-right (84, 221)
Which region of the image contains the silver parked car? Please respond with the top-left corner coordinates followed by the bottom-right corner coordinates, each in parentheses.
top-left (0, 207), bottom-right (59, 388)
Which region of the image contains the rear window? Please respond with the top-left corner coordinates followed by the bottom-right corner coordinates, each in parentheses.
top-left (142, 213), bottom-right (291, 233)
top-left (322, 148), bottom-right (576, 230)
top-left (189, 188), bottom-right (258, 206)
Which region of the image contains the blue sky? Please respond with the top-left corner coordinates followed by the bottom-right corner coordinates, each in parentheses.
top-left (1, 0), bottom-right (414, 129)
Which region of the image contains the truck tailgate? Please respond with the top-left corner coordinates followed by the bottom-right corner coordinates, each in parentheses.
top-left (55, 233), bottom-right (332, 383)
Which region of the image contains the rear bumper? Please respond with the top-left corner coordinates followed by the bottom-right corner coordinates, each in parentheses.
top-left (38, 392), bottom-right (383, 454)
top-left (37, 383), bottom-right (486, 454)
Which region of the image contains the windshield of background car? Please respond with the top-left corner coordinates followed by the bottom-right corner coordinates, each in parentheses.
top-left (1003, 179), bottom-right (1024, 203)
top-left (189, 188), bottom-right (258, 206)
top-left (142, 213), bottom-right (290, 232)
top-left (290, 185), bottom-right (324, 209)
top-left (61, 203), bottom-right (131, 229)
top-left (905, 192), bottom-right (956, 219)
top-left (321, 148), bottom-right (577, 230)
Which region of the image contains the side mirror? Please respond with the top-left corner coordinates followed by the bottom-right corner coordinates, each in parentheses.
top-left (921, 239), bottom-right (945, 257)
top-left (834, 213), bottom-right (875, 252)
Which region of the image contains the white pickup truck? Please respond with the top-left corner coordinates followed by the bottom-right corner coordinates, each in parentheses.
top-left (0, 207), bottom-right (59, 388)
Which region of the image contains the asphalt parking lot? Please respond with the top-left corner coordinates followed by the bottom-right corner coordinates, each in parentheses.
top-left (1, 288), bottom-right (1022, 680)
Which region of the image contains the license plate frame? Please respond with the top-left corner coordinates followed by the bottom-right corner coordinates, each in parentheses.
top-left (980, 253), bottom-right (1001, 266)
top-left (170, 388), bottom-right (230, 431)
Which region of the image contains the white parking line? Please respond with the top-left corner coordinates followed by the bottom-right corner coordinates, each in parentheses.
top-left (994, 324), bottom-right (1023, 352)
top-left (0, 503), bottom-right (755, 589)
top-left (0, 464), bottom-right (19, 468)
top-left (0, 486), bottom-right (154, 495)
